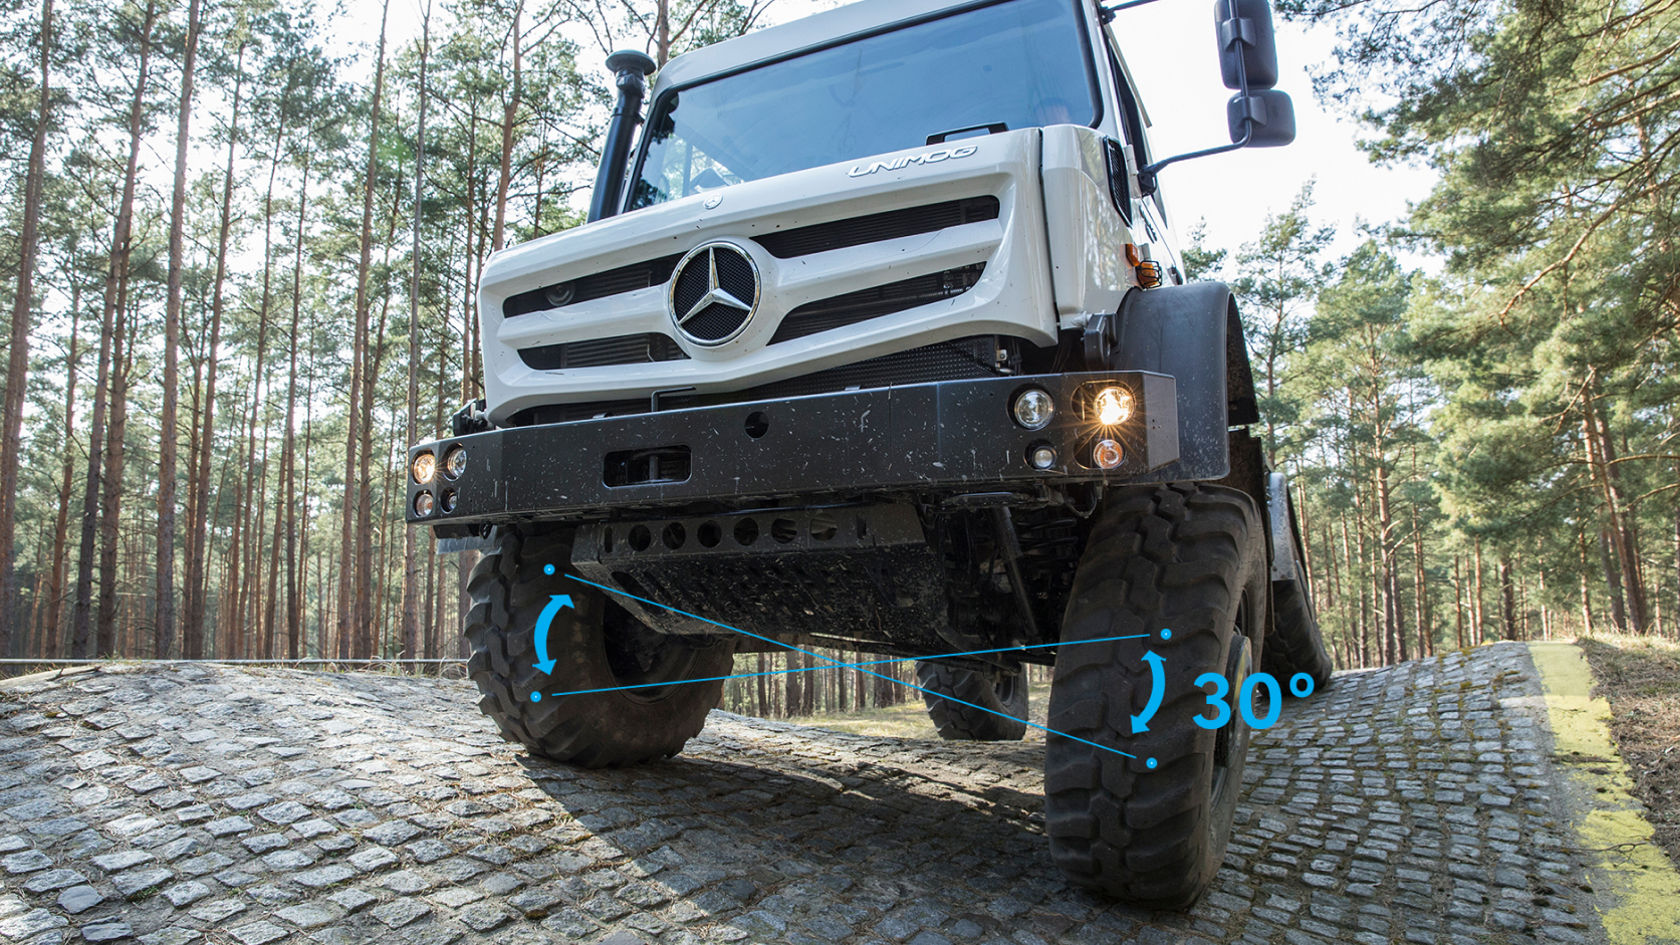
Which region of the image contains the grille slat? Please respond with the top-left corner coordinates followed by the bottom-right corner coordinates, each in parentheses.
top-left (755, 196), bottom-right (1000, 259)
top-left (503, 254), bottom-right (682, 319)
top-left (509, 335), bottom-right (1014, 426)
top-left (519, 333), bottom-right (689, 370)
top-left (770, 264), bottom-right (986, 343)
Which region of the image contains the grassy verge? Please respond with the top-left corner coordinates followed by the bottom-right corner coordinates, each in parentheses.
top-left (1577, 634), bottom-right (1680, 870)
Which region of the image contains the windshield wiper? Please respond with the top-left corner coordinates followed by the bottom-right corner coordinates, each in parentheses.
top-left (926, 122), bottom-right (1009, 145)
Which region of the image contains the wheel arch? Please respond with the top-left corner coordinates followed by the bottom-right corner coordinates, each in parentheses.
top-left (1108, 282), bottom-right (1259, 484)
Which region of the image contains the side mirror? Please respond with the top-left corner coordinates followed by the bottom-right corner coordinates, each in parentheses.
top-left (1227, 89), bottom-right (1296, 147)
top-left (1214, 0), bottom-right (1280, 91)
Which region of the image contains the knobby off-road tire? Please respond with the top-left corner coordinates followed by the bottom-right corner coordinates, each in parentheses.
top-left (1044, 483), bottom-right (1267, 909)
top-left (1262, 577), bottom-right (1334, 690)
top-left (464, 528), bottom-right (735, 767)
top-left (915, 662), bottom-right (1028, 741)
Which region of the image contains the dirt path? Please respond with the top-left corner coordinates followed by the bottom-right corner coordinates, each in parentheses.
top-left (1577, 637), bottom-right (1680, 869)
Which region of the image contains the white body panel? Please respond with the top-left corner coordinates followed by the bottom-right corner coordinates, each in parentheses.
top-left (473, 0), bottom-right (1168, 425)
top-left (479, 130), bottom-right (1077, 425)
top-left (1041, 124), bottom-right (1140, 331)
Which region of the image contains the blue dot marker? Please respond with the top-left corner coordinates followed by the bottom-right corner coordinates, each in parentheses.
top-left (1146, 757), bottom-right (1158, 770)
top-left (530, 692), bottom-right (542, 703)
top-left (543, 563), bottom-right (556, 576)
top-left (1160, 628), bottom-right (1172, 641)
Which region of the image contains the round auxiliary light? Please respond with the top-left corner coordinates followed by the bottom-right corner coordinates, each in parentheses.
top-left (411, 451), bottom-right (437, 485)
top-left (1012, 389), bottom-right (1055, 430)
top-left (1093, 438), bottom-right (1124, 470)
top-left (1029, 445), bottom-right (1058, 470)
top-left (440, 491), bottom-right (458, 514)
top-left (413, 490), bottom-right (435, 517)
top-left (1094, 386), bottom-right (1135, 426)
top-left (443, 445), bottom-right (468, 480)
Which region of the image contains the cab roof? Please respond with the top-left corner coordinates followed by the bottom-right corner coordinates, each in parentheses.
top-left (652, 0), bottom-right (1053, 97)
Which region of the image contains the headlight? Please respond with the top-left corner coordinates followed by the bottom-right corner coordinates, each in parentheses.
top-left (414, 491), bottom-right (435, 516)
top-left (1028, 445), bottom-right (1058, 470)
top-left (1094, 387), bottom-right (1135, 426)
top-left (444, 446), bottom-right (468, 480)
top-left (411, 451), bottom-right (437, 485)
top-left (1012, 389), bottom-right (1055, 430)
top-left (440, 490), bottom-right (457, 513)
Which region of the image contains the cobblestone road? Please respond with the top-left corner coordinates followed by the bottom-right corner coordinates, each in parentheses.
top-left (0, 643), bottom-right (1608, 944)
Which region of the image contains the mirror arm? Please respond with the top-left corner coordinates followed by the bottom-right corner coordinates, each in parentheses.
top-left (1137, 124), bottom-right (1251, 195)
top-left (1115, 0), bottom-right (1274, 195)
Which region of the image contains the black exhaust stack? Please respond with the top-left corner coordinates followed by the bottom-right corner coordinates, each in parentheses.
top-left (588, 49), bottom-right (658, 223)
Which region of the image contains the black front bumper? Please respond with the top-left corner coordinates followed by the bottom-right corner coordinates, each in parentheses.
top-left (406, 371), bottom-right (1178, 530)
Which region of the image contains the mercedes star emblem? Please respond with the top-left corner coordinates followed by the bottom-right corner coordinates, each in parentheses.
top-left (668, 242), bottom-right (760, 346)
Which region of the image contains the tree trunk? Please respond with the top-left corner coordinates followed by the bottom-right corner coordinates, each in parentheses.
top-left (493, 2), bottom-right (522, 253)
top-left (97, 292), bottom-right (136, 655)
top-left (183, 42), bottom-right (244, 659)
top-left (69, 2), bottom-right (156, 659)
top-left (158, 0), bottom-right (204, 659)
top-left (0, 0), bottom-right (56, 657)
top-left (1453, 553), bottom-right (1465, 649)
top-left (1472, 537), bottom-right (1485, 645)
top-left (1599, 529), bottom-right (1627, 631)
top-left (1512, 551), bottom-right (1525, 638)
top-left (1411, 496), bottom-right (1428, 657)
top-left (784, 651), bottom-right (799, 718)
top-left (36, 286), bottom-right (85, 659)
top-left (1583, 395), bottom-right (1648, 631)
top-left (280, 148), bottom-right (312, 660)
top-left (401, 1), bottom-right (433, 667)
top-left (342, 0), bottom-right (392, 660)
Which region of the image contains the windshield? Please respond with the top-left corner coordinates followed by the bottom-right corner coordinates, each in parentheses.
top-left (628, 0), bottom-right (1098, 210)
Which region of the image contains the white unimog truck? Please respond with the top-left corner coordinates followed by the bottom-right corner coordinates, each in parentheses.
top-left (408, 0), bottom-right (1333, 907)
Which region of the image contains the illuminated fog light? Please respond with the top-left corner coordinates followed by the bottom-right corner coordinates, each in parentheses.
top-left (440, 490), bottom-right (458, 513)
top-left (414, 490), bottom-right (435, 517)
top-left (1094, 386), bottom-right (1135, 426)
top-left (1012, 389), bottom-right (1055, 430)
top-left (1029, 445), bottom-right (1058, 470)
top-left (411, 451), bottom-right (436, 485)
top-left (444, 446), bottom-right (468, 480)
top-left (1093, 439), bottom-right (1124, 470)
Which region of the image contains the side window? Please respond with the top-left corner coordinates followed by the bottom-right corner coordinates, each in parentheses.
top-left (1102, 30), bottom-right (1151, 172)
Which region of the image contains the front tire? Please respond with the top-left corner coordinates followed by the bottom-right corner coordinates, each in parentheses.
top-left (1044, 483), bottom-right (1267, 909)
top-left (915, 662), bottom-right (1028, 741)
top-left (464, 528), bottom-right (734, 767)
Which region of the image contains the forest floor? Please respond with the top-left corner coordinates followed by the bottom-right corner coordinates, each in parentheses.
top-left (792, 677), bottom-right (1055, 740)
top-left (1578, 634), bottom-right (1680, 870)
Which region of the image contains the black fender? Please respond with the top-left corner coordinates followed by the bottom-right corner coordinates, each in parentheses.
top-left (1097, 282), bottom-right (1258, 482)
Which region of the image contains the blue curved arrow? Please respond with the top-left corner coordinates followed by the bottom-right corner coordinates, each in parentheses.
top-left (532, 595), bottom-right (573, 675)
top-left (1130, 650), bottom-right (1166, 733)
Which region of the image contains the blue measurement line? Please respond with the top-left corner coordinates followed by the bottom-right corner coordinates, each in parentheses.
top-left (546, 634), bottom-right (1147, 697)
top-left (561, 573), bottom-right (1141, 761)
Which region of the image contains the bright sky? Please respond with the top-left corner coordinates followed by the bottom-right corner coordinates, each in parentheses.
top-left (340, 0), bottom-right (1440, 261)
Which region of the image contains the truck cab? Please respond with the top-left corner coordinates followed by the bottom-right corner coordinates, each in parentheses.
top-left (408, 0), bottom-right (1328, 909)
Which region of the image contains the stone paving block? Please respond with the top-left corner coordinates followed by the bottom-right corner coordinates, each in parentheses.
top-left (292, 864), bottom-right (355, 888)
top-left (228, 919), bottom-right (289, 945)
top-left (161, 880), bottom-right (212, 907)
top-left (81, 919), bottom-right (135, 941)
top-left (371, 898), bottom-right (431, 928)
top-left (111, 866), bottom-right (174, 898)
top-left (0, 646), bottom-right (1620, 945)
top-left (275, 903), bottom-right (338, 929)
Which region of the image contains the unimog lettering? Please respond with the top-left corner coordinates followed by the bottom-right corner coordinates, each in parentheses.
top-left (846, 145), bottom-right (980, 177)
